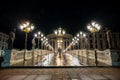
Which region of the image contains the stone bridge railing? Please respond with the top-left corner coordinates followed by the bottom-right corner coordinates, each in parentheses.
top-left (2, 49), bottom-right (53, 66)
top-left (67, 49), bottom-right (119, 66)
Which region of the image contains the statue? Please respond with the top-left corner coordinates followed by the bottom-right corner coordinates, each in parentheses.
top-left (8, 28), bottom-right (16, 49)
top-left (105, 28), bottom-right (112, 49)
top-left (32, 38), bottom-right (36, 49)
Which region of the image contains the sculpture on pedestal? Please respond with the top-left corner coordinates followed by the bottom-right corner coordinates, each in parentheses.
top-left (8, 28), bottom-right (16, 49)
top-left (32, 38), bottom-right (36, 49)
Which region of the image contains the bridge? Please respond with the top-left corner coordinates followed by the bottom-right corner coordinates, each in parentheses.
top-left (1, 48), bottom-right (119, 67)
top-left (1, 27), bottom-right (120, 67)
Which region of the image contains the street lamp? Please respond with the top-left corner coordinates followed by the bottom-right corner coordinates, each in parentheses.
top-left (54, 27), bottom-right (66, 36)
top-left (87, 21), bottom-right (101, 66)
top-left (76, 31), bottom-right (86, 49)
top-left (54, 27), bottom-right (66, 50)
top-left (54, 27), bottom-right (66, 58)
top-left (20, 21), bottom-right (34, 50)
top-left (20, 21), bottom-right (34, 65)
top-left (34, 31), bottom-right (42, 49)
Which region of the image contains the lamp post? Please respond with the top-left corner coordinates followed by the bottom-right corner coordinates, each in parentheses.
top-left (20, 21), bottom-right (34, 65)
top-left (54, 27), bottom-right (66, 57)
top-left (77, 31), bottom-right (86, 49)
top-left (34, 31), bottom-right (42, 49)
top-left (105, 28), bottom-right (111, 49)
top-left (87, 21), bottom-right (101, 66)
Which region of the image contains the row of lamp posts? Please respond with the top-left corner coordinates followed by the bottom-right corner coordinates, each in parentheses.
top-left (65, 21), bottom-right (101, 66)
top-left (34, 32), bottom-right (53, 65)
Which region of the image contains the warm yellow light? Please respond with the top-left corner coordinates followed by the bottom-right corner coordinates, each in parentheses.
top-left (74, 37), bottom-right (77, 39)
top-left (87, 25), bottom-right (91, 30)
top-left (72, 38), bottom-right (74, 41)
top-left (41, 38), bottom-right (43, 41)
top-left (38, 31), bottom-right (41, 35)
top-left (20, 25), bottom-right (24, 30)
top-left (58, 29), bottom-right (61, 34)
top-left (26, 22), bottom-right (30, 26)
top-left (20, 21), bottom-right (34, 33)
top-left (54, 30), bottom-right (57, 35)
top-left (23, 24), bottom-right (27, 28)
top-left (41, 34), bottom-right (44, 37)
top-left (46, 38), bottom-right (48, 41)
top-left (44, 37), bottom-right (46, 39)
top-left (34, 34), bottom-right (37, 37)
top-left (77, 38), bottom-right (79, 41)
top-left (27, 27), bottom-right (30, 31)
top-left (57, 39), bottom-right (63, 43)
top-left (91, 22), bottom-right (95, 26)
top-left (90, 27), bottom-right (93, 31)
top-left (77, 33), bottom-right (79, 37)
top-left (54, 27), bottom-right (66, 36)
top-left (62, 30), bottom-right (65, 35)
top-left (97, 26), bottom-right (101, 30)
top-left (80, 31), bottom-right (82, 35)
top-left (94, 24), bottom-right (99, 28)
top-left (31, 25), bottom-right (34, 30)
top-left (83, 33), bottom-right (86, 37)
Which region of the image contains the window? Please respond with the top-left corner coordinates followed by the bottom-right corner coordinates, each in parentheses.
top-left (89, 34), bottom-right (92, 38)
top-left (98, 40), bottom-right (103, 49)
top-left (96, 45), bottom-right (97, 49)
top-left (90, 40), bottom-right (92, 43)
top-left (0, 37), bottom-right (1, 41)
top-left (99, 34), bottom-right (102, 38)
top-left (90, 45), bottom-right (93, 49)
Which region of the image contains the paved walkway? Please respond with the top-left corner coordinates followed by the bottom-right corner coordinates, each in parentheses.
top-left (0, 67), bottom-right (120, 80)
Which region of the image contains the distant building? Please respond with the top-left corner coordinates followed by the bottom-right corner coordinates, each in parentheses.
top-left (86, 32), bottom-right (120, 51)
top-left (46, 31), bottom-right (120, 52)
top-left (47, 33), bottom-right (73, 51)
top-left (0, 32), bottom-right (9, 50)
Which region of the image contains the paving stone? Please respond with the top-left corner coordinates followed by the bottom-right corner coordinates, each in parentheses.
top-left (6, 75), bottom-right (27, 80)
top-left (0, 68), bottom-right (120, 80)
top-left (35, 75), bottom-right (52, 80)
top-left (79, 74), bottom-right (93, 80)
top-left (88, 74), bottom-right (108, 80)
top-left (103, 74), bottom-right (120, 80)
top-left (67, 69), bottom-right (80, 79)
top-left (24, 75), bottom-right (37, 80)
top-left (0, 75), bottom-right (12, 80)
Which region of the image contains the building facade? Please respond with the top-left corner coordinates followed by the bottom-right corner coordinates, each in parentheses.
top-left (0, 32), bottom-right (9, 50)
top-left (47, 33), bottom-right (73, 52)
top-left (86, 31), bottom-right (120, 51)
top-left (46, 31), bottom-right (120, 52)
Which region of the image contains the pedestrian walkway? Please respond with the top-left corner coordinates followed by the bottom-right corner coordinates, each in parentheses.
top-left (0, 67), bottom-right (120, 80)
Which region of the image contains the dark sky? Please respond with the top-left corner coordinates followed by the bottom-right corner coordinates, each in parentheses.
top-left (0, 0), bottom-right (120, 49)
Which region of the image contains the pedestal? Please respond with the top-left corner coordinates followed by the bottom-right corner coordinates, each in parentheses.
top-left (1, 50), bottom-right (12, 67)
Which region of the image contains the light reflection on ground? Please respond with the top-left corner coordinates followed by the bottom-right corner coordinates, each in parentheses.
top-left (35, 53), bottom-right (85, 66)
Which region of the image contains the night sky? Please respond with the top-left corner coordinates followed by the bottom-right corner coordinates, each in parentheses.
top-left (0, 0), bottom-right (120, 49)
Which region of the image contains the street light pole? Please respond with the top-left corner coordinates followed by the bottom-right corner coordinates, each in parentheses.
top-left (106, 29), bottom-right (111, 49)
top-left (25, 32), bottom-right (28, 50)
top-left (38, 37), bottom-right (40, 49)
top-left (93, 32), bottom-right (98, 66)
top-left (87, 21), bottom-right (101, 66)
top-left (20, 21), bottom-right (34, 66)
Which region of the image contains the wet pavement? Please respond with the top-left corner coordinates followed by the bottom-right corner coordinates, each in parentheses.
top-left (0, 67), bottom-right (120, 80)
